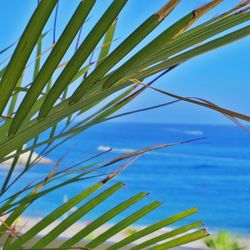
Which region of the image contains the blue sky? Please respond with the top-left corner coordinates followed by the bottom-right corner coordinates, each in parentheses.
top-left (0, 0), bottom-right (249, 125)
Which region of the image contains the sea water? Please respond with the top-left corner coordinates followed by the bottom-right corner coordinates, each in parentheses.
top-left (1, 122), bottom-right (250, 235)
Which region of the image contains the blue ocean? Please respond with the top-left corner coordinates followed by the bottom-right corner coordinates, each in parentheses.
top-left (2, 122), bottom-right (250, 235)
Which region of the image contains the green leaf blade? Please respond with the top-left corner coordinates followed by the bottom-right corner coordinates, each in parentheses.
top-left (59, 192), bottom-right (148, 249)
top-left (0, 0), bottom-right (58, 117)
top-left (29, 183), bottom-right (124, 249)
top-left (107, 207), bottom-right (198, 250)
top-left (85, 201), bottom-right (162, 249)
top-left (8, 0), bottom-right (96, 136)
top-left (38, 0), bottom-right (128, 119)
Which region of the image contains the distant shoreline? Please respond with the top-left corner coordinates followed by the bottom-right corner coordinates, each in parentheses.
top-left (1, 150), bottom-right (53, 167)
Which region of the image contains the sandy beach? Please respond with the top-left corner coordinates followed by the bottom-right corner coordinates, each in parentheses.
top-left (2, 216), bottom-right (248, 249)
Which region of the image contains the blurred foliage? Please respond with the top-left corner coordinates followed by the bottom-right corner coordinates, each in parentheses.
top-left (205, 231), bottom-right (245, 250)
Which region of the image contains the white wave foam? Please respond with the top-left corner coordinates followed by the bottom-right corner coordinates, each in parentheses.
top-left (97, 145), bottom-right (248, 164)
top-left (184, 130), bottom-right (203, 136)
top-left (97, 145), bottom-right (169, 157)
top-left (98, 145), bottom-right (134, 154)
top-left (165, 128), bottom-right (203, 136)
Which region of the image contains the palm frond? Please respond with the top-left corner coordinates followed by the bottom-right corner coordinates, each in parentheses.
top-left (0, 0), bottom-right (249, 248)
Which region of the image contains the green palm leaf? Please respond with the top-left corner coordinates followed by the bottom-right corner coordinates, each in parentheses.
top-left (0, 1), bottom-right (249, 249)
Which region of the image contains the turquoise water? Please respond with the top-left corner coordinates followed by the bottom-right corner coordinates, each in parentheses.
top-left (2, 122), bottom-right (250, 234)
